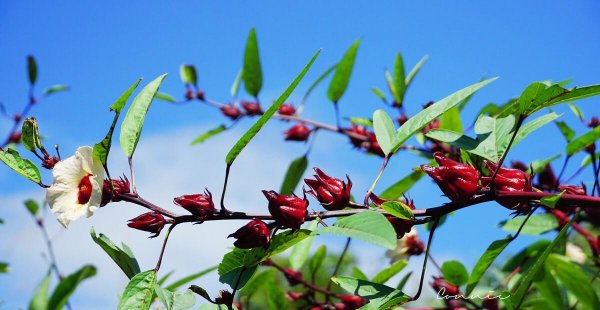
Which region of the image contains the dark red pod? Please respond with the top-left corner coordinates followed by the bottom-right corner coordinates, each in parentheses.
top-left (482, 160), bottom-right (532, 192)
top-left (347, 125), bottom-right (368, 148)
top-left (420, 152), bottom-right (480, 202)
top-left (430, 276), bottom-right (460, 297)
top-left (241, 100), bottom-right (263, 115)
top-left (304, 168), bottom-right (352, 211)
top-left (284, 123), bottom-right (311, 141)
top-left (278, 103), bottom-right (296, 116)
top-left (220, 104), bottom-right (241, 120)
top-left (339, 295), bottom-right (369, 310)
top-left (127, 211), bottom-right (166, 237)
top-left (173, 189), bottom-right (215, 218)
top-left (263, 190), bottom-right (308, 230)
top-left (370, 193), bottom-right (415, 238)
top-left (283, 268), bottom-right (303, 286)
top-left (228, 218), bottom-right (271, 249)
top-left (558, 184), bottom-right (587, 196)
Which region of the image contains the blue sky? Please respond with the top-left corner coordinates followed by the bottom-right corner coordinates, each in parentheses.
top-left (1, 1), bottom-right (600, 308)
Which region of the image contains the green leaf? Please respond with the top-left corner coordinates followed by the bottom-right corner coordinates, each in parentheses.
top-left (394, 78), bottom-right (497, 152)
top-left (533, 265), bottom-right (565, 310)
top-left (396, 272), bottom-right (412, 291)
top-left (155, 287), bottom-right (196, 310)
top-left (279, 155), bottom-right (308, 195)
top-left (501, 214), bottom-right (558, 236)
top-left (379, 170), bottom-right (425, 201)
top-left (314, 211), bottom-right (397, 250)
top-left (21, 118), bottom-right (42, 153)
top-left (568, 102), bottom-right (585, 121)
top-left (371, 87), bottom-right (387, 103)
top-left (513, 112), bottom-right (562, 145)
top-left (155, 92), bottom-right (177, 103)
top-left (385, 70), bottom-right (397, 101)
top-left (392, 53), bottom-right (406, 105)
top-left (230, 68), bottom-right (243, 98)
top-left (540, 191), bottom-right (564, 208)
top-left (380, 201), bottom-right (414, 220)
top-left (310, 245), bottom-right (327, 277)
top-left (546, 254), bottom-right (600, 309)
top-left (225, 50), bottom-right (320, 165)
top-left (439, 107), bottom-right (463, 132)
top-left (348, 117), bottom-right (373, 128)
top-left (332, 276), bottom-right (410, 309)
top-left (373, 109), bottom-right (399, 155)
top-left (352, 267), bottom-right (369, 281)
top-left (90, 227), bottom-right (140, 279)
top-left (510, 216), bottom-right (573, 308)
top-left (48, 265), bottom-right (96, 310)
top-left (190, 125), bottom-right (227, 146)
top-left (179, 65), bottom-right (197, 87)
top-left (0, 262), bottom-right (8, 273)
top-left (441, 260), bottom-right (468, 286)
top-left (29, 271), bottom-right (51, 310)
top-left (529, 154), bottom-right (561, 174)
top-left (327, 39), bottom-right (360, 103)
top-left (302, 64), bottom-right (336, 103)
top-left (28, 55), bottom-right (37, 85)
top-left (24, 199), bottom-right (39, 216)
top-left (240, 269), bottom-right (275, 297)
top-left (289, 220), bottom-right (318, 270)
top-left (566, 126), bottom-right (600, 156)
top-left (119, 74), bottom-right (167, 158)
top-left (405, 55), bottom-right (428, 87)
top-left (555, 121), bottom-right (575, 142)
top-left (242, 28), bottom-right (262, 97)
top-left (372, 260), bottom-right (407, 284)
top-left (164, 266), bottom-right (217, 291)
top-left (0, 148), bottom-right (42, 184)
top-left (466, 237), bottom-right (511, 295)
top-left (43, 85), bottom-right (70, 96)
top-left (118, 270), bottom-right (156, 310)
top-left (512, 82), bottom-right (600, 116)
top-left (265, 277), bottom-right (289, 309)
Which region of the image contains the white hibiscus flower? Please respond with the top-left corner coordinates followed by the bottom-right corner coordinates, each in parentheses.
top-left (46, 146), bottom-right (104, 227)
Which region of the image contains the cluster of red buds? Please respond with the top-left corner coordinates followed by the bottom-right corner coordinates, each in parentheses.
top-left (278, 103), bottom-right (296, 116)
top-left (305, 168), bottom-right (352, 211)
top-left (184, 88), bottom-right (205, 101)
top-left (347, 125), bottom-right (385, 157)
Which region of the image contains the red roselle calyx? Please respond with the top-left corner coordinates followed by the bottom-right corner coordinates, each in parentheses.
top-left (220, 104), bottom-right (241, 120)
top-left (283, 268), bottom-right (303, 286)
top-left (421, 152), bottom-right (481, 202)
top-left (185, 89), bottom-right (195, 101)
top-left (338, 295), bottom-right (369, 310)
top-left (537, 163), bottom-right (557, 191)
top-left (284, 123), bottom-right (311, 141)
top-left (41, 156), bottom-right (60, 169)
top-left (370, 193), bottom-right (415, 238)
top-left (347, 125), bottom-right (368, 148)
top-left (127, 211), bottom-right (166, 237)
top-left (9, 132), bottom-right (21, 144)
top-left (304, 168), bottom-right (352, 211)
top-left (278, 103), bottom-right (296, 115)
top-left (263, 190), bottom-right (308, 230)
top-left (215, 290), bottom-right (234, 306)
top-left (482, 160), bottom-right (532, 192)
top-left (365, 132), bottom-right (385, 157)
top-left (101, 177), bottom-right (131, 206)
top-left (241, 100), bottom-right (263, 115)
top-left (558, 184), bottom-right (587, 196)
top-left (286, 292), bottom-right (304, 301)
top-left (173, 189), bottom-right (215, 218)
top-left (588, 116), bottom-right (599, 128)
top-left (196, 90), bottom-right (205, 101)
top-left (431, 276), bottom-right (460, 297)
top-left (228, 218), bottom-right (271, 249)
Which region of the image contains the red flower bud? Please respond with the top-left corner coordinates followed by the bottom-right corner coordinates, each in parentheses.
top-left (365, 132), bottom-right (385, 157)
top-left (421, 152), bottom-right (481, 202)
top-left (369, 193), bottom-right (415, 238)
top-left (339, 295), bottom-right (369, 310)
top-left (588, 116), bottom-right (599, 128)
top-left (185, 89), bottom-right (195, 101)
top-left (537, 163), bottom-right (556, 191)
top-left (14, 113), bottom-right (21, 122)
top-left (286, 292), bottom-right (304, 301)
top-left (215, 290), bottom-right (234, 306)
top-left (173, 189), bottom-right (215, 218)
top-left (283, 268), bottom-right (303, 286)
top-left (482, 296), bottom-right (499, 310)
top-left (482, 161), bottom-right (532, 192)
top-left (396, 114), bottom-right (409, 125)
top-left (304, 168), bottom-right (352, 211)
top-left (196, 90), bottom-right (205, 101)
top-left (347, 125), bottom-right (368, 148)
top-left (430, 276), bottom-right (460, 297)
top-left (228, 219), bottom-right (271, 249)
top-left (558, 184), bottom-right (587, 196)
top-left (284, 124), bottom-right (311, 141)
top-left (127, 212), bottom-right (166, 237)
top-left (422, 119), bottom-right (440, 135)
top-left (263, 190), bottom-right (308, 230)
top-left (221, 104), bottom-right (241, 120)
top-left (510, 160), bottom-right (528, 172)
top-left (101, 176), bottom-right (131, 206)
top-left (41, 156), bottom-right (60, 169)
top-left (241, 100), bottom-right (263, 115)
top-left (405, 234), bottom-right (425, 256)
top-left (9, 132), bottom-right (21, 144)
top-left (278, 103), bottom-right (296, 116)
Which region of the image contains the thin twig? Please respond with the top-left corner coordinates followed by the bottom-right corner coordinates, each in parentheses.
top-left (412, 217), bottom-right (440, 301)
top-left (326, 237), bottom-right (351, 294)
top-left (154, 224), bottom-right (177, 272)
top-left (364, 155), bottom-right (391, 206)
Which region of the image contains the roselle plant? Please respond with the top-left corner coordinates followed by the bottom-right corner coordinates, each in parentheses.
top-left (2, 28), bottom-right (600, 310)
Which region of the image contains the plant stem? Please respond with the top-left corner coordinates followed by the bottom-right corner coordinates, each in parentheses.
top-left (490, 116), bottom-right (525, 184)
top-left (220, 164), bottom-right (232, 214)
top-left (154, 224), bottom-right (176, 272)
top-left (364, 155), bottom-right (390, 206)
top-left (326, 237), bottom-right (351, 293)
top-left (412, 217), bottom-right (440, 301)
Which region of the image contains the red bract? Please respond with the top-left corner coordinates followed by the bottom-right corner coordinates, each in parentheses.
top-left (365, 132), bottom-right (385, 157)
top-left (9, 132), bottom-right (21, 144)
top-left (510, 160), bottom-right (528, 172)
top-left (339, 295), bottom-right (369, 310)
top-left (421, 152), bottom-right (480, 202)
top-left (430, 276), bottom-right (460, 297)
top-left (263, 190), bottom-right (308, 230)
top-left (215, 290), bottom-right (233, 306)
top-left (185, 89), bottom-right (194, 101)
top-left (101, 176), bottom-right (131, 206)
top-left (228, 218), bottom-right (271, 249)
top-left (173, 189), bottom-right (215, 218)
top-left (304, 168), bottom-right (352, 211)
top-left (283, 268), bottom-right (303, 286)
top-left (537, 163), bottom-right (556, 191)
top-left (370, 193), bottom-right (415, 238)
top-left (196, 90), bottom-right (205, 101)
top-left (220, 104), bottom-right (241, 120)
top-left (558, 184), bottom-right (587, 196)
top-left (284, 123), bottom-right (311, 141)
top-left (347, 124), bottom-right (368, 148)
top-left (588, 116), bottom-right (599, 128)
top-left (482, 161), bottom-right (532, 192)
top-left (241, 100), bottom-right (262, 115)
top-left (127, 212), bottom-right (166, 237)
top-left (278, 103), bottom-right (296, 115)
top-left (405, 233), bottom-right (425, 256)
top-left (41, 156), bottom-right (59, 169)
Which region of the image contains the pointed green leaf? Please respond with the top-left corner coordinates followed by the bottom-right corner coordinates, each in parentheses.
top-left (190, 125), bottom-right (227, 146)
top-left (514, 82), bottom-right (600, 116)
top-left (120, 74), bottom-right (166, 158)
top-left (0, 148), bottom-right (42, 184)
top-left (226, 50), bottom-right (320, 165)
top-left (332, 276), bottom-right (410, 309)
top-left (230, 68), bottom-right (243, 98)
top-left (371, 87), bottom-right (387, 103)
top-left (309, 245), bottom-right (327, 277)
top-left (314, 211), bottom-right (396, 250)
top-left (546, 254), bottom-right (600, 309)
top-left (27, 55), bottom-right (37, 85)
top-left (568, 102), bottom-right (585, 121)
top-left (439, 107), bottom-right (463, 132)
top-left (501, 214), bottom-right (558, 236)
top-left (392, 53), bottom-right (406, 105)
top-left (21, 117), bottom-right (42, 153)
top-left (372, 260), bottom-right (408, 284)
top-left (48, 265), bottom-right (97, 310)
top-left (566, 126), bottom-right (600, 156)
top-left (118, 270), bottom-right (156, 310)
top-left (279, 155), bottom-right (308, 195)
top-left (29, 271), bottom-right (51, 310)
top-left (155, 287), bottom-right (196, 310)
top-left (352, 267), bottom-right (369, 281)
top-left (327, 39), bottom-right (360, 103)
top-left (302, 64), bottom-right (336, 103)
top-left (555, 121), bottom-right (575, 142)
top-left (242, 28), bottom-right (262, 97)
top-left (91, 227), bottom-right (140, 279)
top-left (513, 112), bottom-right (562, 145)
top-left (405, 55), bottom-right (428, 87)
top-left (466, 237), bottom-right (511, 295)
top-left (24, 199), bottom-right (40, 216)
top-left (396, 272), bottom-right (412, 291)
top-left (373, 109), bottom-right (399, 155)
top-left (441, 260), bottom-right (468, 286)
top-left (179, 65), bottom-right (197, 87)
top-left (155, 92), bottom-right (177, 103)
top-left (348, 117), bottom-right (373, 128)
top-left (540, 191), bottom-right (564, 209)
top-left (165, 266), bottom-right (217, 291)
top-left (381, 201), bottom-right (414, 220)
top-left (43, 85), bottom-right (70, 96)
top-left (533, 265), bottom-right (564, 310)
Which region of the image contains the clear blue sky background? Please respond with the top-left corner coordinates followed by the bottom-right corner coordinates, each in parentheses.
top-left (1, 1), bottom-right (600, 308)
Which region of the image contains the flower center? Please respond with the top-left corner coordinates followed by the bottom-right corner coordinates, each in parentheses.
top-left (78, 174), bottom-right (93, 204)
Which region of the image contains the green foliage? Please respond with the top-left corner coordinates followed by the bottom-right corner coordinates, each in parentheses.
top-left (566, 126), bottom-right (600, 156)
top-left (332, 276), bottom-right (410, 309)
top-left (225, 50), bottom-right (320, 165)
top-left (28, 55), bottom-right (37, 85)
top-left (327, 39), bottom-right (360, 103)
top-left (555, 121), bottom-right (575, 142)
top-left (48, 265), bottom-right (96, 310)
top-left (179, 65), bottom-right (197, 87)
top-left (441, 260), bottom-right (469, 286)
top-left (546, 254), bottom-right (600, 309)
top-left (118, 270), bottom-right (157, 310)
top-left (309, 245), bottom-right (327, 279)
top-left (313, 211), bottom-right (396, 250)
top-left (24, 199), bottom-right (40, 216)
top-left (29, 271), bottom-right (51, 310)
top-left (190, 125), bottom-right (227, 146)
top-left (373, 109), bottom-right (399, 155)
top-left (230, 68), bottom-right (243, 98)
top-left (540, 191), bottom-right (564, 208)
top-left (21, 117), bottom-right (42, 153)
top-left (392, 53), bottom-right (406, 105)
top-left (90, 227), bottom-right (140, 279)
top-left (42, 85), bottom-right (70, 96)
top-left (380, 201), bottom-right (414, 220)
top-left (243, 28), bottom-right (262, 97)
top-left (120, 74), bottom-right (167, 158)
top-left (371, 260), bottom-right (407, 284)
top-left (501, 214), bottom-right (559, 236)
top-left (0, 148), bottom-right (42, 184)
top-left (155, 287), bottom-right (196, 310)
top-left (279, 155), bottom-right (309, 195)
top-left (289, 220), bottom-right (318, 270)
top-left (155, 92), bottom-right (177, 103)
top-left (0, 262), bottom-right (8, 273)
top-left (515, 81), bottom-right (600, 116)
top-left (466, 237), bottom-right (511, 295)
